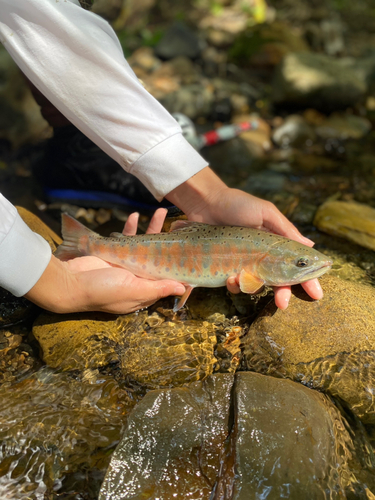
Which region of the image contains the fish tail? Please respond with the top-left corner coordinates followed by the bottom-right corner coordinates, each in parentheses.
top-left (54, 213), bottom-right (96, 261)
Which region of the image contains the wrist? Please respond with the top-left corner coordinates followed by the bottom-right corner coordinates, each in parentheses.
top-left (24, 255), bottom-right (81, 313)
top-left (166, 166), bottom-right (228, 222)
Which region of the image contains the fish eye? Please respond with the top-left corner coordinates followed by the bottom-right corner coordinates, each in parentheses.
top-left (296, 257), bottom-right (310, 267)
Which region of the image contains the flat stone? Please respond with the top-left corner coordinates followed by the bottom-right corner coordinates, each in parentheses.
top-left (314, 200), bottom-right (375, 251)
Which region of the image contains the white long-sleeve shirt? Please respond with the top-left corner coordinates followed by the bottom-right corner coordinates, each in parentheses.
top-left (0, 0), bottom-right (208, 297)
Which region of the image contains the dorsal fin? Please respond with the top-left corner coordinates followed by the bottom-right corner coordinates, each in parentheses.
top-left (169, 220), bottom-right (208, 232)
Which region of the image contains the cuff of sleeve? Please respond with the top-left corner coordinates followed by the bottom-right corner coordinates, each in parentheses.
top-left (0, 214), bottom-right (52, 297)
top-left (130, 133), bottom-right (208, 201)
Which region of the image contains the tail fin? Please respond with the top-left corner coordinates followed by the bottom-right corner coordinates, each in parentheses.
top-left (54, 213), bottom-right (96, 261)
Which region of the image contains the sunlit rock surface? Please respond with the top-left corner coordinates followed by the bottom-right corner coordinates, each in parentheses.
top-left (242, 274), bottom-right (375, 423)
top-left (17, 206), bottom-right (62, 251)
top-left (314, 200), bottom-right (375, 251)
top-left (119, 310), bottom-right (217, 388)
top-left (33, 312), bottom-right (125, 371)
top-left (100, 372), bottom-right (357, 499)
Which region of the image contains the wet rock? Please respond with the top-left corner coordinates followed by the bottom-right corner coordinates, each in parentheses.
top-left (0, 326), bottom-right (40, 384)
top-left (314, 200), bottom-right (375, 251)
top-left (272, 52), bottom-right (367, 111)
top-left (120, 310), bottom-right (217, 388)
top-left (227, 373), bottom-right (353, 499)
top-left (242, 274), bottom-right (375, 423)
top-left (100, 372), bottom-right (356, 499)
top-left (0, 287), bottom-right (37, 328)
top-left (100, 374), bottom-right (234, 500)
top-left (272, 114), bottom-right (316, 147)
top-left (0, 48), bottom-right (51, 148)
top-left (32, 312), bottom-right (125, 371)
top-left (199, 7), bottom-right (250, 47)
top-left (315, 113), bottom-right (371, 140)
top-left (154, 22), bottom-right (205, 60)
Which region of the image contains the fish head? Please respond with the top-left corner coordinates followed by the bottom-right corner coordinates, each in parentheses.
top-left (256, 242), bottom-right (333, 287)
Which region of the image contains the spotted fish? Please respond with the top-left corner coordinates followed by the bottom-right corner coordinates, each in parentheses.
top-left (55, 214), bottom-right (332, 311)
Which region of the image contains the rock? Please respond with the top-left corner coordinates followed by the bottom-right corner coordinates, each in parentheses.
top-left (272, 52), bottom-right (368, 111)
top-left (0, 326), bottom-right (40, 384)
top-left (242, 274), bottom-right (375, 423)
top-left (160, 81), bottom-right (215, 119)
top-left (315, 113), bottom-right (371, 140)
top-left (119, 310), bottom-right (217, 388)
top-left (112, 0), bottom-right (155, 32)
top-left (17, 206), bottom-right (62, 251)
top-left (314, 200), bottom-right (375, 251)
top-left (199, 7), bottom-right (250, 47)
top-left (100, 374), bottom-right (234, 500)
top-left (154, 22), bottom-right (204, 60)
top-left (32, 312), bottom-right (125, 371)
top-left (0, 287), bottom-right (37, 328)
top-left (91, 0), bottom-right (123, 20)
top-left (272, 114), bottom-right (316, 147)
top-left (229, 22), bottom-right (310, 68)
top-left (128, 47), bottom-right (162, 75)
top-left (0, 48), bottom-right (51, 148)
top-left (227, 373), bottom-right (352, 499)
top-left (100, 372), bottom-right (356, 499)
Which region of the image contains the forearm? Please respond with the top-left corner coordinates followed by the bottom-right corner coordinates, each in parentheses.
top-left (0, 0), bottom-right (207, 200)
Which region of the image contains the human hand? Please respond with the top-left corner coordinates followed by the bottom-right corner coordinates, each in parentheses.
top-left (167, 167), bottom-right (322, 309)
top-left (25, 209), bottom-right (185, 314)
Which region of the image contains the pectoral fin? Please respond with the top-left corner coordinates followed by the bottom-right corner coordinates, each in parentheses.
top-left (173, 285), bottom-right (195, 312)
top-left (239, 270), bottom-right (264, 294)
top-left (110, 232), bottom-right (127, 239)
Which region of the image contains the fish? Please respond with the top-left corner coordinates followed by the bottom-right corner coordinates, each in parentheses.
top-left (55, 214), bottom-right (333, 311)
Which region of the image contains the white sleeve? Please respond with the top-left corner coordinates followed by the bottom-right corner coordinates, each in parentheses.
top-left (0, 195), bottom-right (51, 296)
top-left (0, 0), bottom-right (208, 201)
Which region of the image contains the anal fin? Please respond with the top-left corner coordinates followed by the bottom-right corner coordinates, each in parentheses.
top-left (173, 285), bottom-right (195, 312)
top-left (239, 269), bottom-right (264, 294)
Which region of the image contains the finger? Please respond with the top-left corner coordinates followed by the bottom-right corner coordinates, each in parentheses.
top-left (116, 278), bottom-right (186, 313)
top-left (273, 286), bottom-right (291, 310)
top-left (146, 208), bottom-right (168, 234)
top-left (261, 203), bottom-right (315, 247)
top-left (123, 212), bottom-right (139, 235)
top-left (301, 279), bottom-right (323, 300)
top-left (226, 276), bottom-right (241, 294)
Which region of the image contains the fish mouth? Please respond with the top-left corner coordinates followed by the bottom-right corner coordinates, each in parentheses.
top-left (298, 260), bottom-right (333, 282)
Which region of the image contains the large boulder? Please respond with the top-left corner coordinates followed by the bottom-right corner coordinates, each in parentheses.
top-left (242, 274), bottom-right (375, 423)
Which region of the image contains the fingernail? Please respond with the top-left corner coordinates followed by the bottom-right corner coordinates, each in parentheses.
top-left (174, 285), bottom-right (185, 295)
top-left (228, 277), bottom-right (236, 286)
top-left (315, 281), bottom-right (323, 299)
top-left (279, 297), bottom-right (289, 310)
